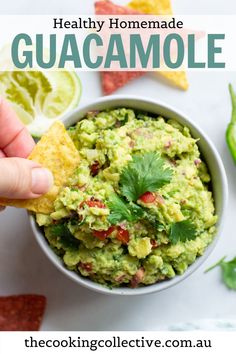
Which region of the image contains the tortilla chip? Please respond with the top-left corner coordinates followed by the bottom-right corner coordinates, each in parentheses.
top-left (127, 0), bottom-right (189, 90)
top-left (95, 0), bottom-right (188, 92)
top-left (95, 1), bottom-right (146, 94)
top-left (95, 0), bottom-right (141, 15)
top-left (0, 121), bottom-right (80, 214)
top-left (101, 71), bottom-right (144, 95)
top-left (0, 295), bottom-right (46, 331)
top-left (128, 0), bottom-right (172, 15)
top-left (157, 71), bottom-right (189, 90)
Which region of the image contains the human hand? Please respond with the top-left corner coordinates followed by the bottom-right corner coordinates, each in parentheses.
top-left (0, 98), bottom-right (53, 202)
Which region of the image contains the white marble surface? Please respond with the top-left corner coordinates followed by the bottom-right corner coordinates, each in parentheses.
top-left (0, 0), bottom-right (236, 330)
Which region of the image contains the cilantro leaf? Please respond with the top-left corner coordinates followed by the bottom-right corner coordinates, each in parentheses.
top-left (120, 152), bottom-right (172, 201)
top-left (221, 259), bottom-right (236, 289)
top-left (141, 209), bottom-right (161, 229)
top-left (205, 256), bottom-right (236, 290)
top-left (120, 113), bottom-right (129, 126)
top-left (49, 223), bottom-right (80, 250)
top-left (169, 220), bottom-right (197, 244)
top-left (107, 193), bottom-right (166, 233)
top-left (107, 194), bottom-right (144, 224)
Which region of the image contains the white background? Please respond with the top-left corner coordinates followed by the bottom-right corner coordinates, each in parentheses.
top-left (0, 0), bottom-right (236, 330)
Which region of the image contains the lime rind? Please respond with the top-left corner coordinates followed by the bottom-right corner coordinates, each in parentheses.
top-left (0, 70), bottom-right (82, 137)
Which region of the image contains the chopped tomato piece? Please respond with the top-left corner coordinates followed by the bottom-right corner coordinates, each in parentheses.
top-left (139, 191), bottom-right (156, 203)
top-left (81, 198), bottom-right (106, 209)
top-left (90, 161), bottom-right (100, 177)
top-left (93, 226), bottom-right (115, 240)
top-left (150, 239), bottom-right (158, 249)
top-left (116, 227), bottom-right (130, 244)
top-left (86, 200), bottom-right (106, 208)
top-left (130, 267), bottom-right (145, 288)
top-left (79, 262), bottom-right (93, 272)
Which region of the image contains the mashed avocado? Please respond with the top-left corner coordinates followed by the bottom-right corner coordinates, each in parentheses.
top-left (36, 108), bottom-right (217, 288)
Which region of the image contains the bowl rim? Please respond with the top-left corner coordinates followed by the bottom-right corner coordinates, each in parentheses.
top-left (30, 95), bottom-right (228, 296)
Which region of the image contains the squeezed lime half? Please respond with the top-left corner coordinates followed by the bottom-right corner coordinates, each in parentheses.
top-left (0, 70), bottom-right (82, 137)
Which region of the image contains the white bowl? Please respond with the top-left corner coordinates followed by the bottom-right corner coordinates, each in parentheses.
top-left (30, 96), bottom-right (228, 295)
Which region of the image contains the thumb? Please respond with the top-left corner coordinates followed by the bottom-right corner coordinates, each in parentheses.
top-left (0, 157), bottom-right (54, 199)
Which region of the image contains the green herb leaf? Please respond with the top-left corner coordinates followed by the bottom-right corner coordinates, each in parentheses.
top-left (50, 223), bottom-right (80, 250)
top-left (107, 194), bottom-right (165, 233)
top-left (141, 209), bottom-right (160, 228)
top-left (120, 113), bottom-right (129, 126)
top-left (120, 152), bottom-right (172, 201)
top-left (107, 194), bottom-right (144, 224)
top-left (169, 220), bottom-right (197, 244)
top-left (205, 256), bottom-right (236, 290)
top-left (204, 256), bottom-right (226, 273)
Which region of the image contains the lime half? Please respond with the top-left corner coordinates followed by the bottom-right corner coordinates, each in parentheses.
top-left (0, 70), bottom-right (82, 137)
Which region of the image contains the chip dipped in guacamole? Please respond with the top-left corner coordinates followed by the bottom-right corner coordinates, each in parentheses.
top-left (36, 108), bottom-right (217, 288)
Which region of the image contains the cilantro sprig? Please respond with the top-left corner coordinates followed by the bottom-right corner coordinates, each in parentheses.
top-left (49, 223), bottom-right (80, 250)
top-left (107, 193), bottom-right (166, 230)
top-left (107, 152), bottom-right (172, 226)
top-left (205, 256), bottom-right (236, 290)
top-left (107, 194), bottom-right (144, 224)
top-left (120, 152), bottom-right (172, 202)
top-left (169, 220), bottom-right (197, 244)
top-left (107, 152), bottom-right (198, 245)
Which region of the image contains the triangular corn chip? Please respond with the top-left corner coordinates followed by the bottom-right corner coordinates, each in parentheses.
top-left (0, 295), bottom-right (46, 331)
top-left (95, 0), bottom-right (145, 95)
top-left (0, 121), bottom-right (80, 214)
top-left (128, 0), bottom-right (189, 90)
top-left (157, 71), bottom-right (189, 90)
top-left (128, 0), bottom-right (172, 15)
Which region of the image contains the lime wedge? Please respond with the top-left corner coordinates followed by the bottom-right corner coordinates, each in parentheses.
top-left (0, 70), bottom-right (82, 137)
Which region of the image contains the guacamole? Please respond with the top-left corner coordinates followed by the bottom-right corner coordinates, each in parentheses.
top-left (36, 108), bottom-right (217, 288)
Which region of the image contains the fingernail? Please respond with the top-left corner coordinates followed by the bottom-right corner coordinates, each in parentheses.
top-left (31, 168), bottom-right (54, 195)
